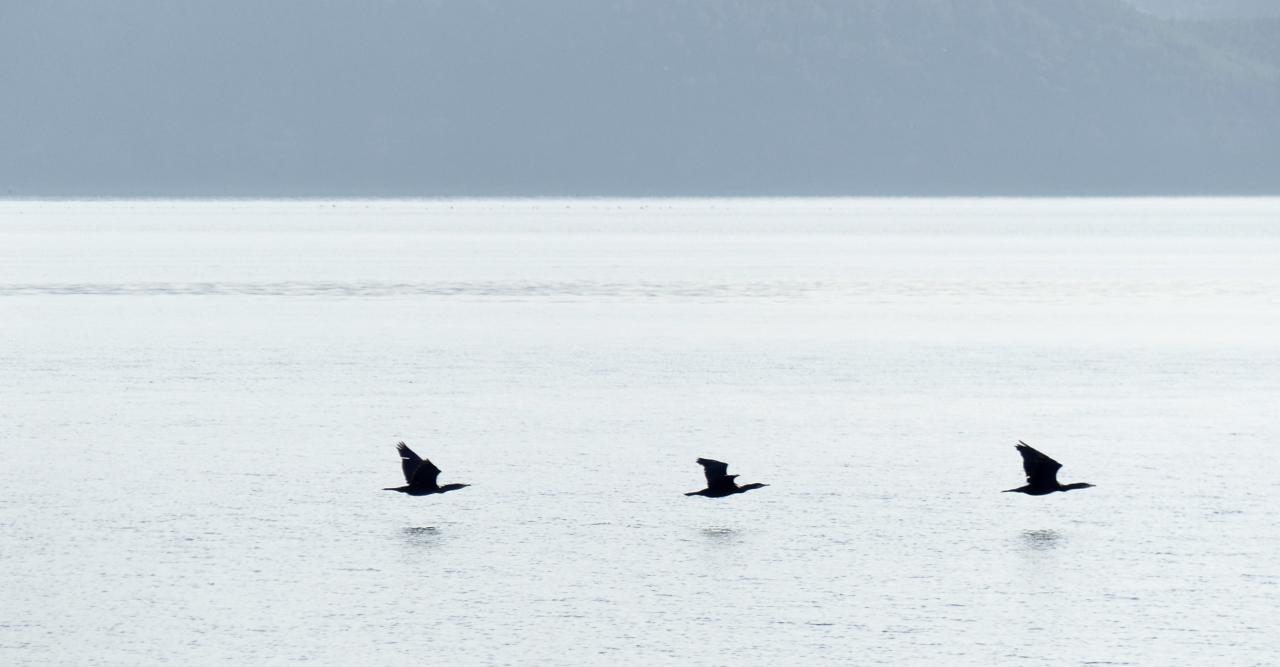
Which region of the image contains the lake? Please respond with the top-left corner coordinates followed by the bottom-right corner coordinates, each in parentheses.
top-left (1, 198), bottom-right (1278, 665)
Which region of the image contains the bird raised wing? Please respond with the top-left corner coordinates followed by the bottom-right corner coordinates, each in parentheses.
top-left (397, 442), bottom-right (441, 490)
top-left (1016, 441), bottom-right (1062, 488)
top-left (696, 458), bottom-right (735, 488)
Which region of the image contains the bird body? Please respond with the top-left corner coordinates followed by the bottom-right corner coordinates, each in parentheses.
top-left (384, 442), bottom-right (470, 496)
top-left (386, 482), bottom-right (471, 496)
top-left (686, 458), bottom-right (768, 498)
top-left (1003, 441), bottom-right (1094, 495)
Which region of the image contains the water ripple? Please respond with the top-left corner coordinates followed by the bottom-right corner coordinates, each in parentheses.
top-left (0, 280), bottom-right (820, 300)
top-left (1, 279), bottom-right (1272, 301)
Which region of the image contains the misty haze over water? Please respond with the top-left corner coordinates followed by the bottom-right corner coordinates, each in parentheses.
top-left (2, 0), bottom-right (1278, 197)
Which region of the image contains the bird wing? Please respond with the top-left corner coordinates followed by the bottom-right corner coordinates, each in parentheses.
top-left (1016, 441), bottom-right (1062, 487)
top-left (397, 442), bottom-right (441, 489)
top-left (696, 458), bottom-right (732, 487)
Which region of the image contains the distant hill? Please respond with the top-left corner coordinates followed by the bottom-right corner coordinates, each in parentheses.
top-left (1, 0), bottom-right (1277, 196)
top-left (1126, 0), bottom-right (1280, 19)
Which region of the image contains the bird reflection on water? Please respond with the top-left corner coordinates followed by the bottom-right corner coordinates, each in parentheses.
top-left (1019, 529), bottom-right (1065, 550)
top-left (401, 526), bottom-right (445, 546)
top-left (699, 527), bottom-right (742, 545)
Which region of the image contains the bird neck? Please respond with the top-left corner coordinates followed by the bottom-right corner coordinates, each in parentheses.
top-left (1059, 482), bottom-right (1094, 491)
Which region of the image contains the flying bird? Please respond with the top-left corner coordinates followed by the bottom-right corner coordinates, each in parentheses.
top-left (1003, 441), bottom-right (1094, 495)
top-left (685, 458), bottom-right (768, 498)
top-left (383, 442), bottom-right (470, 496)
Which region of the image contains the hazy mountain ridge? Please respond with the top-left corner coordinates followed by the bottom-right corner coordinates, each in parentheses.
top-left (1175, 17), bottom-right (1280, 75)
top-left (1126, 0), bottom-right (1280, 19)
top-left (1, 0), bottom-right (1277, 196)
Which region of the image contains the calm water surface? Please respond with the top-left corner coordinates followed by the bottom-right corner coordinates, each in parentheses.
top-left (1, 199), bottom-right (1278, 665)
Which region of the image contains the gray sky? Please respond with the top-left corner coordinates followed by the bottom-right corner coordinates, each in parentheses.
top-left (2, 0), bottom-right (1277, 196)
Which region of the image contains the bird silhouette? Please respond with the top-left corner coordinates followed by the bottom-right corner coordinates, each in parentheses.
top-left (685, 458), bottom-right (768, 498)
top-left (1003, 441), bottom-right (1094, 495)
top-left (383, 442), bottom-right (470, 496)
